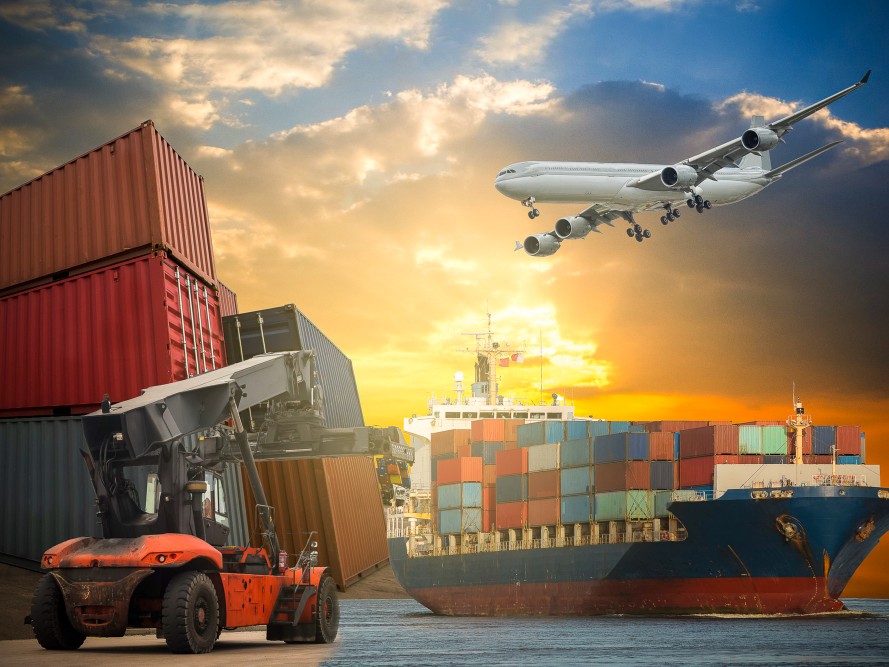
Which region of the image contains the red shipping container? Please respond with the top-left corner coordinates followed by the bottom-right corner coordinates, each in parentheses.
top-left (0, 252), bottom-right (224, 417)
top-left (217, 280), bottom-right (239, 317)
top-left (471, 418), bottom-right (505, 443)
top-left (528, 498), bottom-right (560, 526)
top-left (649, 432), bottom-right (675, 460)
top-left (836, 426), bottom-right (862, 456)
top-left (495, 501), bottom-right (528, 530)
top-left (644, 421), bottom-right (709, 433)
top-left (679, 455), bottom-right (741, 488)
top-left (739, 455), bottom-right (764, 464)
top-left (1, 121), bottom-right (216, 294)
top-left (483, 464), bottom-right (497, 487)
top-left (431, 429), bottom-right (470, 459)
top-left (496, 447), bottom-right (529, 477)
top-left (804, 455), bottom-right (834, 465)
top-left (596, 461), bottom-right (651, 493)
top-left (739, 421), bottom-right (786, 426)
top-left (483, 509), bottom-right (495, 533)
top-left (528, 470), bottom-right (560, 499)
top-left (483, 486), bottom-right (496, 510)
top-left (457, 444), bottom-right (472, 459)
top-left (678, 425), bottom-right (739, 459)
top-left (437, 457), bottom-right (483, 485)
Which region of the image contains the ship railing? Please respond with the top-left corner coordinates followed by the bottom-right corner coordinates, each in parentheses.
top-left (672, 490), bottom-right (713, 502)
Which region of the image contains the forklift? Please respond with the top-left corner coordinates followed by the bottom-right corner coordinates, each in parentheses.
top-left (27, 351), bottom-right (399, 653)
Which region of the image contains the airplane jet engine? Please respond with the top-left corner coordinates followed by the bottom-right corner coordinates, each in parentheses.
top-left (554, 216), bottom-right (593, 240)
top-left (523, 233), bottom-right (561, 257)
top-left (741, 127), bottom-right (780, 152)
top-left (660, 164), bottom-right (697, 189)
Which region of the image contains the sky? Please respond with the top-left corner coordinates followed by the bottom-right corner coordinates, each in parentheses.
top-left (1, 0), bottom-right (888, 595)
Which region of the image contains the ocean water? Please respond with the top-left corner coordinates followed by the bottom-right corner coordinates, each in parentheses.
top-left (322, 598), bottom-right (889, 666)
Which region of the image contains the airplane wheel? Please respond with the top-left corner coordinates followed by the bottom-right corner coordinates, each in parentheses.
top-left (673, 209), bottom-right (681, 219)
top-left (633, 223), bottom-right (642, 233)
top-left (695, 194), bottom-right (703, 205)
top-left (635, 234), bottom-right (643, 242)
top-left (626, 228), bottom-right (634, 237)
top-left (661, 216), bottom-right (668, 225)
top-left (687, 199), bottom-right (695, 208)
top-left (703, 200), bottom-right (712, 209)
top-left (528, 211), bottom-right (534, 219)
top-left (667, 212), bottom-right (675, 222)
top-left (696, 204), bottom-right (704, 213)
top-left (162, 572), bottom-right (219, 654)
top-left (643, 229), bottom-right (651, 238)
top-left (30, 574), bottom-right (86, 651)
top-left (314, 574), bottom-right (340, 644)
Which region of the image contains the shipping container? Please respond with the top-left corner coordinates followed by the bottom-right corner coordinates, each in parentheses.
top-left (436, 482), bottom-right (483, 509)
top-left (430, 453), bottom-right (457, 483)
top-left (762, 425), bottom-right (788, 455)
top-left (471, 418), bottom-right (505, 443)
top-left (812, 426), bottom-right (837, 455)
top-left (648, 431), bottom-right (675, 460)
top-left (565, 420), bottom-right (589, 440)
top-left (679, 455), bottom-right (741, 488)
top-left (560, 466), bottom-right (593, 495)
top-left (439, 507), bottom-right (483, 535)
top-left (223, 304), bottom-right (364, 428)
top-left (678, 425), bottom-right (739, 459)
top-left (1, 120), bottom-right (216, 294)
top-left (483, 486), bottom-right (496, 510)
top-left (217, 280), bottom-right (239, 318)
top-left (495, 447), bottom-right (529, 477)
top-left (837, 425), bottom-right (862, 456)
top-left (588, 421), bottom-right (610, 437)
top-left (609, 421), bottom-right (630, 434)
top-left (649, 460), bottom-right (674, 490)
top-left (471, 440), bottom-right (504, 465)
top-left (437, 457), bottom-right (483, 485)
top-left (561, 438), bottom-right (592, 467)
top-left (593, 432), bottom-right (650, 464)
top-left (528, 470), bottom-right (560, 500)
top-left (837, 455), bottom-right (862, 465)
top-left (517, 421), bottom-right (564, 447)
top-left (560, 494), bottom-right (593, 524)
top-left (483, 463), bottom-right (497, 487)
top-left (502, 419), bottom-right (525, 443)
top-left (763, 455), bottom-right (788, 464)
top-left (594, 490), bottom-right (654, 522)
top-left (0, 252), bottom-right (224, 417)
top-left (528, 442), bottom-right (560, 472)
top-left (644, 421), bottom-right (710, 433)
top-left (495, 474), bottom-right (528, 504)
top-left (738, 425), bottom-right (763, 455)
top-left (430, 429), bottom-right (471, 459)
top-left (0, 417), bottom-right (248, 566)
top-left (483, 509), bottom-right (495, 533)
top-left (245, 456), bottom-right (387, 590)
top-left (457, 443), bottom-right (472, 459)
top-left (786, 426), bottom-right (812, 456)
top-left (595, 461), bottom-right (651, 493)
top-left (495, 501), bottom-right (528, 530)
top-left (528, 498), bottom-right (560, 526)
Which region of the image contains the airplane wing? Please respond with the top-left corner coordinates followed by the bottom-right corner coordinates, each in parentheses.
top-left (631, 70), bottom-right (870, 191)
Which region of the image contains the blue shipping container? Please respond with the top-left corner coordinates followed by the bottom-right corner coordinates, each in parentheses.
top-left (609, 421), bottom-right (630, 434)
top-left (471, 441), bottom-right (504, 465)
top-left (495, 474), bottom-right (528, 503)
top-left (628, 423), bottom-right (647, 433)
top-left (439, 508), bottom-right (483, 535)
top-left (763, 455), bottom-right (788, 464)
top-left (561, 438), bottom-right (592, 467)
top-left (560, 494), bottom-right (592, 524)
top-left (437, 482), bottom-right (483, 509)
top-left (566, 420), bottom-right (589, 440)
top-left (517, 421), bottom-right (565, 447)
top-left (588, 421), bottom-right (610, 437)
top-left (561, 466), bottom-right (593, 495)
top-left (593, 432), bottom-right (650, 464)
top-left (837, 455), bottom-right (862, 465)
top-left (649, 460), bottom-right (674, 490)
top-left (812, 426), bottom-right (837, 455)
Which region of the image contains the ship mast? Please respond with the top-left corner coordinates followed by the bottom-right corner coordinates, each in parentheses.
top-left (786, 387), bottom-right (812, 466)
top-left (460, 312), bottom-right (523, 406)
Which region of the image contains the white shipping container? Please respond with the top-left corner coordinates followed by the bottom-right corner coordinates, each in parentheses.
top-left (529, 442), bottom-right (560, 472)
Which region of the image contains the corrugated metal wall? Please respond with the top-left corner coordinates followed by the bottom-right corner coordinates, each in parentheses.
top-left (243, 457), bottom-right (388, 590)
top-left (0, 120), bottom-right (216, 294)
top-left (0, 252), bottom-right (224, 416)
top-left (222, 304), bottom-right (364, 428)
top-left (0, 417), bottom-right (250, 567)
top-left (217, 280), bottom-right (239, 318)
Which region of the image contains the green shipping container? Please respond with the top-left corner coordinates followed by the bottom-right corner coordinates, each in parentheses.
top-left (762, 426), bottom-right (788, 454)
top-left (594, 490), bottom-right (654, 521)
top-left (738, 425), bottom-right (763, 455)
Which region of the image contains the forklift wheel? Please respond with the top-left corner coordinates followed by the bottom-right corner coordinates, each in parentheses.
top-left (30, 574), bottom-right (86, 651)
top-left (314, 574), bottom-right (340, 644)
top-left (162, 572), bottom-right (220, 654)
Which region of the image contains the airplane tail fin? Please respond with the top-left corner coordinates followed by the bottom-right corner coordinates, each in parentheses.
top-left (738, 116), bottom-right (772, 171)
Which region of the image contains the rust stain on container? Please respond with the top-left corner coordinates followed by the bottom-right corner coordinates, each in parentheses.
top-left (243, 457), bottom-right (388, 590)
top-left (0, 120), bottom-right (216, 293)
top-left (0, 252), bottom-right (224, 417)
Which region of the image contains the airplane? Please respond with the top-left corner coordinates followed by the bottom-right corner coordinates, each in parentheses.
top-left (494, 71), bottom-right (871, 256)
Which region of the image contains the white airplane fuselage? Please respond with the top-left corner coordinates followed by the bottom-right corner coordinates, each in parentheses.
top-left (494, 161), bottom-right (769, 210)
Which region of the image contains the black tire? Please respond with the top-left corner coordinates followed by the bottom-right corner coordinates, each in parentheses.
top-left (162, 572), bottom-right (219, 654)
top-left (30, 573), bottom-right (86, 651)
top-left (314, 574), bottom-right (339, 644)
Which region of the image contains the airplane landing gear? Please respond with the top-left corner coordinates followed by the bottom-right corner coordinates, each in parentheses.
top-left (628, 223), bottom-right (651, 242)
top-left (527, 208), bottom-right (540, 219)
top-left (660, 204), bottom-right (681, 225)
top-left (688, 194), bottom-right (711, 214)
top-left (521, 197), bottom-right (539, 219)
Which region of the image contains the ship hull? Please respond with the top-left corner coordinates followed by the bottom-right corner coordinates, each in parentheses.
top-left (389, 486), bottom-right (889, 615)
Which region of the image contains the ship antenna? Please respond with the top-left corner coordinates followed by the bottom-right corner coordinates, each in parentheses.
top-left (786, 385), bottom-right (812, 467)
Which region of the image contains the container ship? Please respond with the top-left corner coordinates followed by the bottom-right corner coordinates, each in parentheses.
top-left (390, 323), bottom-right (889, 615)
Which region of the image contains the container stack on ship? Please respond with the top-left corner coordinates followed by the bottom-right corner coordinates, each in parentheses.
top-left (0, 123), bottom-right (389, 590)
top-left (390, 318), bottom-right (889, 615)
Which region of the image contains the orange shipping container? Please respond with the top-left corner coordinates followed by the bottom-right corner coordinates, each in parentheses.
top-left (483, 464), bottom-right (498, 487)
top-left (437, 456), bottom-right (483, 485)
top-left (495, 501), bottom-right (528, 530)
top-left (483, 486), bottom-right (496, 510)
top-left (528, 498), bottom-right (560, 526)
top-left (431, 429), bottom-right (471, 459)
top-left (503, 419), bottom-right (526, 443)
top-left (471, 418), bottom-right (505, 442)
top-left (644, 421), bottom-right (709, 433)
top-left (243, 457), bottom-right (387, 590)
top-left (496, 447), bottom-right (529, 477)
top-left (528, 470), bottom-right (560, 499)
top-left (1, 120), bottom-right (217, 294)
top-left (596, 461), bottom-right (651, 493)
top-left (483, 509), bottom-right (495, 533)
top-left (457, 443), bottom-right (473, 459)
top-left (649, 432), bottom-right (675, 460)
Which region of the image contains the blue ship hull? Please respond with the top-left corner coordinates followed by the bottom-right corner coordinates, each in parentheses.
top-left (388, 486), bottom-right (889, 615)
